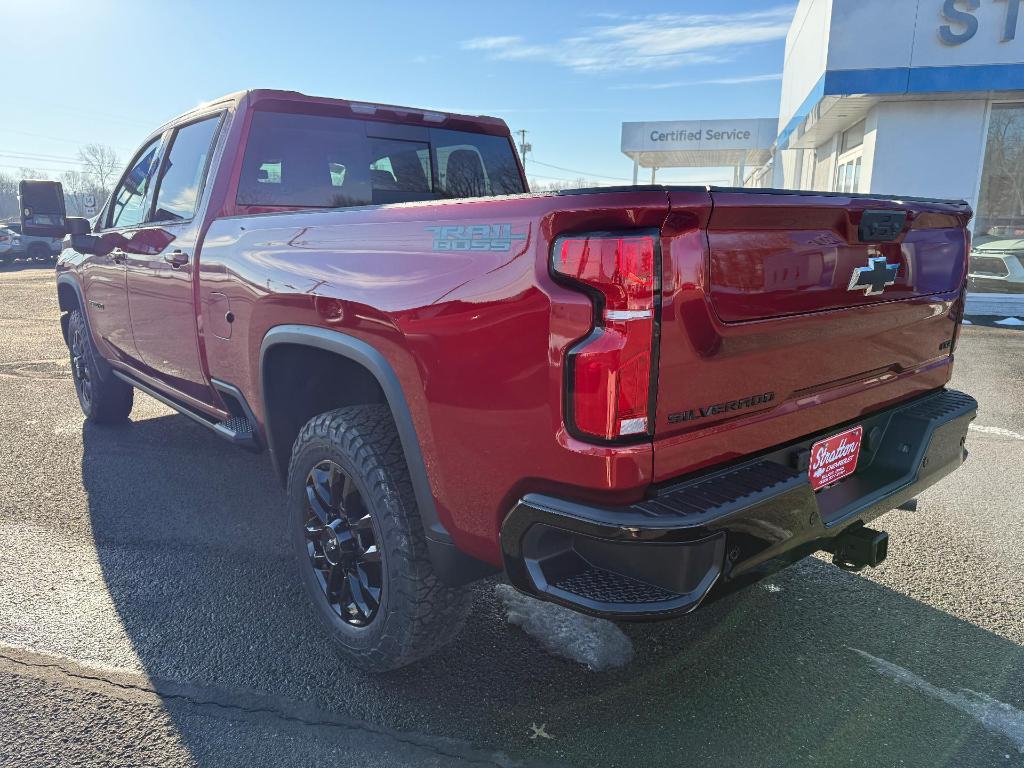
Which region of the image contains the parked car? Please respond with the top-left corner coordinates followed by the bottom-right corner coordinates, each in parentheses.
top-left (20, 89), bottom-right (977, 671)
top-left (0, 226), bottom-right (21, 265)
top-left (3, 223), bottom-right (61, 261)
top-left (968, 237), bottom-right (1024, 293)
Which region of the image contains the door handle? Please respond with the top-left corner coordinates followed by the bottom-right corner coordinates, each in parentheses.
top-left (111, 248), bottom-right (127, 264)
top-left (164, 249), bottom-right (189, 268)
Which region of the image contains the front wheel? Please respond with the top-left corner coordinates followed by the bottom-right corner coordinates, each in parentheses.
top-left (287, 405), bottom-right (472, 671)
top-left (67, 308), bottom-right (133, 423)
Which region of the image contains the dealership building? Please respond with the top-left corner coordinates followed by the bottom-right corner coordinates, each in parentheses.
top-left (622, 0), bottom-right (1024, 310)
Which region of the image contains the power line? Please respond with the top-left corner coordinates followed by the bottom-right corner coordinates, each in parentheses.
top-left (0, 151), bottom-right (87, 165)
top-left (0, 127), bottom-right (134, 155)
top-left (529, 159), bottom-right (632, 182)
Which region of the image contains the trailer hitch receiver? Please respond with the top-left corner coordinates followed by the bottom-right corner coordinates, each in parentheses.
top-left (829, 526), bottom-right (889, 572)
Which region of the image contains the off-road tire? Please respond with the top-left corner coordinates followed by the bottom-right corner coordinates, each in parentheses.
top-left (67, 308), bottom-right (133, 423)
top-left (287, 405), bottom-right (472, 672)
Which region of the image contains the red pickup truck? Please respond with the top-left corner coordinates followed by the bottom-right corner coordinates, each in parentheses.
top-left (20, 89), bottom-right (977, 671)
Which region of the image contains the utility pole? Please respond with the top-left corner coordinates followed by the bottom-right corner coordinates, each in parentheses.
top-left (515, 129), bottom-right (531, 172)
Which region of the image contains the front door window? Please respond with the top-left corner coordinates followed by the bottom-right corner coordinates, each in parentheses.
top-left (108, 138), bottom-right (161, 229)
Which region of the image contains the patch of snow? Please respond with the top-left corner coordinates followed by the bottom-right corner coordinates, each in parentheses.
top-left (763, 583), bottom-right (782, 593)
top-left (961, 319), bottom-right (973, 325)
top-left (995, 317), bottom-right (1024, 326)
top-left (495, 584), bottom-right (634, 671)
top-left (851, 648), bottom-right (1024, 754)
top-left (970, 424), bottom-right (1024, 441)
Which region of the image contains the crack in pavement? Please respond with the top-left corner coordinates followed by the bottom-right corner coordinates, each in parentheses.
top-left (0, 645), bottom-right (538, 768)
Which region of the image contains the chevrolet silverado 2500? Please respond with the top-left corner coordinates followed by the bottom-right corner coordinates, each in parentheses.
top-left (18, 89), bottom-right (977, 671)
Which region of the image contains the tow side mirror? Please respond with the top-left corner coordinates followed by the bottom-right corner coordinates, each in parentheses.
top-left (63, 217), bottom-right (102, 255)
top-left (19, 179), bottom-right (68, 238)
top-left (67, 217), bottom-right (91, 236)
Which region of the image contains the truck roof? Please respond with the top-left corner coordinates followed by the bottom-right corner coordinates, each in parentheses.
top-left (152, 88), bottom-right (511, 140)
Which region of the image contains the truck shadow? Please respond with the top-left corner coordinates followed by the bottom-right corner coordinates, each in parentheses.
top-left (80, 412), bottom-right (1024, 768)
top-left (0, 258), bottom-right (56, 272)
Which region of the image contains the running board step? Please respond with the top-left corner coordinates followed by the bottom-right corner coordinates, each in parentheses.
top-left (213, 416), bottom-right (258, 448)
top-left (111, 370), bottom-right (261, 452)
top-left (549, 565), bottom-right (683, 606)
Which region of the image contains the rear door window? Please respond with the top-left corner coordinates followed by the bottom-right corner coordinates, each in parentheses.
top-left (151, 115), bottom-right (223, 223)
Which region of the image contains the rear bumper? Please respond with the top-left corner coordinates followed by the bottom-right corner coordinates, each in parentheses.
top-left (500, 389), bottom-right (977, 619)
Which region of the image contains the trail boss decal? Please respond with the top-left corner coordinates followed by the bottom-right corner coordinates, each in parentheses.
top-left (667, 392), bottom-right (775, 423)
top-left (808, 425), bottom-right (863, 491)
top-left (426, 224), bottom-right (526, 251)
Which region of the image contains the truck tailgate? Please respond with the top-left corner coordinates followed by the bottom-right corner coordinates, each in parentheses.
top-left (652, 188), bottom-right (971, 483)
top-left (706, 191), bottom-right (970, 322)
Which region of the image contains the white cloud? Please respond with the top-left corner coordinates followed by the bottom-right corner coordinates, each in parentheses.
top-left (610, 72), bottom-right (783, 91)
top-left (462, 36), bottom-right (525, 51)
top-left (461, 6), bottom-right (795, 74)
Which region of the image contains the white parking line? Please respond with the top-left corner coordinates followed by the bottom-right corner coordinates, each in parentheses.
top-left (970, 424), bottom-right (1024, 441)
top-left (851, 648), bottom-right (1024, 754)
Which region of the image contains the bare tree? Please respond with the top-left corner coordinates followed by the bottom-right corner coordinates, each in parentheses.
top-left (0, 169), bottom-right (48, 222)
top-left (18, 167), bottom-right (47, 181)
top-left (78, 144), bottom-right (121, 192)
top-left (60, 170), bottom-right (92, 216)
top-left (0, 173), bottom-right (18, 220)
top-left (529, 176), bottom-right (598, 192)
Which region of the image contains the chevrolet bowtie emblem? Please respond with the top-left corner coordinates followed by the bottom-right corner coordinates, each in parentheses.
top-left (848, 256), bottom-right (898, 296)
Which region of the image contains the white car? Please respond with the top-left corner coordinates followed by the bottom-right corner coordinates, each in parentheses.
top-left (0, 227), bottom-right (21, 265)
top-left (968, 238), bottom-right (1024, 294)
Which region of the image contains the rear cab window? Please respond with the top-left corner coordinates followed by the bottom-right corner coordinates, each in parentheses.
top-left (235, 110), bottom-right (524, 210)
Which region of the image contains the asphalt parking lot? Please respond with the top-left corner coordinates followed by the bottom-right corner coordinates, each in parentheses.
top-left (1, 262), bottom-right (1023, 767)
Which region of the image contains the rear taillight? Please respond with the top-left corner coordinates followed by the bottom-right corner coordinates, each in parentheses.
top-left (553, 233), bottom-right (656, 441)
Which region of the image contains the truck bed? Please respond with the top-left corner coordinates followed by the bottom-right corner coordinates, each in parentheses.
top-left (197, 185), bottom-right (970, 564)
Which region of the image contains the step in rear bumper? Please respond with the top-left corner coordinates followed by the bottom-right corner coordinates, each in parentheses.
top-left (500, 389), bottom-right (977, 619)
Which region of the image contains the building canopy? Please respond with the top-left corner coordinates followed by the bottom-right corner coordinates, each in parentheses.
top-left (620, 118), bottom-right (777, 171)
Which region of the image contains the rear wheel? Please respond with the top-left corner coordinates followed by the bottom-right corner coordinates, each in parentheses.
top-left (287, 405), bottom-right (472, 671)
top-left (67, 308), bottom-right (133, 423)
top-left (27, 242), bottom-right (50, 260)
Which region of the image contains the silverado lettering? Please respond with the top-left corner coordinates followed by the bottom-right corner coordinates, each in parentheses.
top-left (23, 88), bottom-right (976, 673)
top-left (667, 392), bottom-right (776, 423)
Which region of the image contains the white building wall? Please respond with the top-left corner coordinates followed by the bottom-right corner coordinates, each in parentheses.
top-left (825, 0), bottom-right (917, 71)
top-left (776, 99), bottom-right (991, 203)
top-left (779, 0), bottom-right (832, 131)
top-left (859, 106), bottom-right (880, 193)
top-left (812, 135), bottom-right (838, 191)
top-left (867, 100), bottom-right (990, 208)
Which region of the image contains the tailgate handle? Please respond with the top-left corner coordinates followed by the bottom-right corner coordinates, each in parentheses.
top-left (859, 210), bottom-right (907, 243)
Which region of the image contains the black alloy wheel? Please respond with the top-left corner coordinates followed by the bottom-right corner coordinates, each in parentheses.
top-left (70, 320), bottom-right (94, 411)
top-left (303, 459), bottom-right (384, 627)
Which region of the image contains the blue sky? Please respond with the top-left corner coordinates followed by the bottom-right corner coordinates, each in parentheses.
top-left (0, 0), bottom-right (793, 187)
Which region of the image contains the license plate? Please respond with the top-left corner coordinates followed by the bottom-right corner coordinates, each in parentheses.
top-left (808, 425), bottom-right (863, 491)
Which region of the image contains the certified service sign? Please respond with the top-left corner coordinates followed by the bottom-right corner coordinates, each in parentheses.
top-left (620, 118), bottom-right (777, 154)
